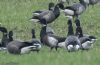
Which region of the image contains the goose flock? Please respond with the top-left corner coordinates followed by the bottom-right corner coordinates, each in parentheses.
top-left (0, 0), bottom-right (99, 54)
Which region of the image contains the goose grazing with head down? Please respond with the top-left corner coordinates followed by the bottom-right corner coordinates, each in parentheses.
top-left (65, 19), bottom-right (81, 52)
top-left (58, 0), bottom-right (89, 19)
top-left (7, 29), bottom-right (41, 54)
top-left (40, 25), bottom-right (66, 51)
top-left (30, 2), bottom-right (60, 25)
top-left (75, 18), bottom-right (97, 50)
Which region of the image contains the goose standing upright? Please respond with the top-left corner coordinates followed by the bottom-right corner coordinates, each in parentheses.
top-left (58, 0), bottom-right (89, 19)
top-left (30, 2), bottom-right (60, 25)
top-left (65, 19), bottom-right (81, 52)
top-left (40, 26), bottom-right (66, 51)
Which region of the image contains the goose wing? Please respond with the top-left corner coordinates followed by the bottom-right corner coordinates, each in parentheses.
top-left (49, 34), bottom-right (66, 43)
top-left (65, 36), bottom-right (80, 46)
top-left (79, 37), bottom-right (91, 44)
top-left (65, 3), bottom-right (85, 14)
top-left (39, 11), bottom-right (55, 23)
top-left (65, 3), bottom-right (81, 11)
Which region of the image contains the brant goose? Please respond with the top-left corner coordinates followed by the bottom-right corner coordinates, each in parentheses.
top-left (75, 18), bottom-right (97, 50)
top-left (7, 29), bottom-right (41, 54)
top-left (58, 0), bottom-right (89, 19)
top-left (40, 25), bottom-right (66, 51)
top-left (30, 2), bottom-right (60, 25)
top-left (65, 19), bottom-right (81, 52)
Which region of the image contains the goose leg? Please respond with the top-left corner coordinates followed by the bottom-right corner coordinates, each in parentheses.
top-left (55, 43), bottom-right (59, 51)
top-left (36, 50), bottom-right (39, 53)
top-left (50, 47), bottom-right (54, 51)
top-left (55, 46), bottom-right (58, 51)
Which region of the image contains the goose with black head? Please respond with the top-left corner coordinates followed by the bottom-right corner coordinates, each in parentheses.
top-left (40, 25), bottom-right (66, 51)
top-left (75, 18), bottom-right (97, 50)
top-left (65, 19), bottom-right (81, 52)
top-left (7, 29), bottom-right (41, 54)
top-left (0, 27), bottom-right (13, 51)
top-left (30, 2), bottom-right (60, 25)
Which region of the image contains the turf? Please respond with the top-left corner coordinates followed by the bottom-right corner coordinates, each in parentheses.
top-left (0, 0), bottom-right (100, 65)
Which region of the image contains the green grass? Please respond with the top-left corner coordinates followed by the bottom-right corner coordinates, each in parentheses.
top-left (0, 0), bottom-right (100, 65)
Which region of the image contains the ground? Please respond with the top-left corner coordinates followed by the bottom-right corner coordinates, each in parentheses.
top-left (0, 0), bottom-right (100, 65)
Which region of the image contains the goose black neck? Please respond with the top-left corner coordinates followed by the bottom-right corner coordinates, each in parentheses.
top-left (75, 18), bottom-right (81, 27)
top-left (67, 19), bottom-right (74, 36)
top-left (40, 26), bottom-right (47, 38)
top-left (32, 34), bottom-right (36, 38)
top-left (75, 18), bottom-right (83, 37)
top-left (9, 35), bottom-right (13, 41)
top-left (0, 44), bottom-right (2, 47)
top-left (76, 26), bottom-right (83, 37)
top-left (40, 26), bottom-right (47, 43)
top-left (8, 31), bottom-right (13, 42)
top-left (1, 31), bottom-right (13, 47)
top-left (53, 4), bottom-right (60, 18)
top-left (57, 3), bottom-right (65, 10)
top-left (31, 29), bottom-right (36, 38)
top-left (1, 32), bottom-right (8, 47)
top-left (0, 27), bottom-right (7, 47)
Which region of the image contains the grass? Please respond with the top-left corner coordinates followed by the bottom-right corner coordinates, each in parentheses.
top-left (0, 0), bottom-right (100, 65)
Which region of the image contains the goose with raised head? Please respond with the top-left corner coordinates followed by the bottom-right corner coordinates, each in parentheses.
top-left (75, 18), bottom-right (97, 50)
top-left (30, 2), bottom-right (60, 25)
top-left (1, 31), bottom-right (13, 47)
top-left (7, 29), bottom-right (41, 54)
top-left (0, 27), bottom-right (8, 48)
top-left (65, 19), bottom-right (81, 52)
top-left (27, 29), bottom-right (41, 52)
top-left (75, 26), bottom-right (93, 50)
top-left (75, 18), bottom-right (97, 42)
top-left (0, 27), bottom-right (13, 51)
top-left (40, 26), bottom-right (66, 51)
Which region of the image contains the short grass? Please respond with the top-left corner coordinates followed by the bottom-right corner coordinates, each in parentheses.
top-left (0, 0), bottom-right (100, 65)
